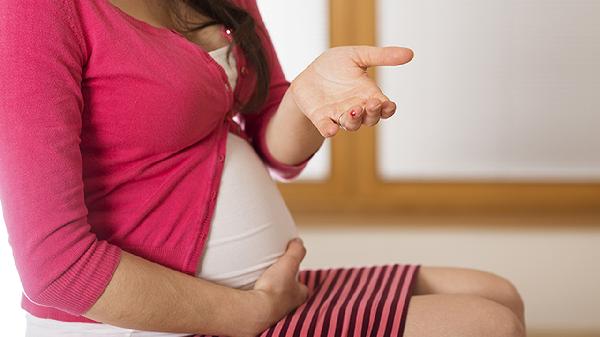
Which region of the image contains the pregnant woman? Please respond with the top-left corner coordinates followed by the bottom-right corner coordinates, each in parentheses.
top-left (0, 1), bottom-right (525, 336)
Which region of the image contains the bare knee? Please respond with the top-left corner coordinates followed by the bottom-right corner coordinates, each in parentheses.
top-left (404, 294), bottom-right (525, 337)
top-left (477, 270), bottom-right (525, 322)
top-left (415, 266), bottom-right (526, 324)
top-left (475, 295), bottom-right (525, 337)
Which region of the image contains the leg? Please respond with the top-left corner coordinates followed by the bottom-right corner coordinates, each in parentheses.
top-left (413, 266), bottom-right (526, 326)
top-left (403, 294), bottom-right (525, 337)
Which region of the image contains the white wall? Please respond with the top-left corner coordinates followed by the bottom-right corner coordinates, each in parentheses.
top-left (298, 222), bottom-right (600, 332)
top-left (377, 0), bottom-right (600, 181)
top-left (257, 0), bottom-right (331, 181)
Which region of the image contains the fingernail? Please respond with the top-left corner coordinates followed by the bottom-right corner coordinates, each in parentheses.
top-left (293, 237), bottom-right (303, 244)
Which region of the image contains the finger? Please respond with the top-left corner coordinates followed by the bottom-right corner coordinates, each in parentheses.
top-left (314, 97), bottom-right (369, 136)
top-left (316, 117), bottom-right (340, 138)
top-left (306, 104), bottom-right (341, 138)
top-left (281, 238), bottom-right (306, 271)
top-left (331, 96), bottom-right (367, 132)
top-left (381, 100), bottom-right (397, 119)
top-left (353, 46), bottom-right (414, 69)
top-left (362, 97), bottom-right (383, 126)
top-left (370, 92), bottom-right (397, 119)
top-left (286, 237), bottom-right (302, 248)
top-left (339, 105), bottom-right (365, 132)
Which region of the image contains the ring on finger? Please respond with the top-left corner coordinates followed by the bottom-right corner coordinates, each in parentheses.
top-left (336, 111), bottom-right (348, 131)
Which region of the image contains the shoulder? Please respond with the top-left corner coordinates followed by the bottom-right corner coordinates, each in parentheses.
top-left (0, 0), bottom-right (74, 19)
top-left (0, 0), bottom-right (87, 62)
top-left (0, 0), bottom-right (87, 64)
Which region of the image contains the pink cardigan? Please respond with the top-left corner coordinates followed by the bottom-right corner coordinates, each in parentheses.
top-left (0, 0), bottom-right (312, 323)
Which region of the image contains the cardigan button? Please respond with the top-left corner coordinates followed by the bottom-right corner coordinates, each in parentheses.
top-left (218, 154), bottom-right (225, 162)
top-left (240, 66), bottom-right (247, 76)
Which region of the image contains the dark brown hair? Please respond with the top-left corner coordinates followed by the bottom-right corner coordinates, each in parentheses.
top-left (168, 0), bottom-right (270, 114)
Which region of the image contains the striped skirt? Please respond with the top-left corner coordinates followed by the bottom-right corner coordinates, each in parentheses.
top-left (198, 263), bottom-right (420, 337)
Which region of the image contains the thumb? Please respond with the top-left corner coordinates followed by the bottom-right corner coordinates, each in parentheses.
top-left (281, 238), bottom-right (306, 271)
top-left (352, 46), bottom-right (414, 68)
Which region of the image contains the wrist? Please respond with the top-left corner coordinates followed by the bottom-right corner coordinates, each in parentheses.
top-left (280, 87), bottom-right (324, 140)
top-left (236, 289), bottom-right (274, 337)
top-left (281, 86), bottom-right (309, 124)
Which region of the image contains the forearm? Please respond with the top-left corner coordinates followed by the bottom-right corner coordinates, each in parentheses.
top-left (265, 87), bottom-right (325, 166)
top-left (84, 250), bottom-right (267, 337)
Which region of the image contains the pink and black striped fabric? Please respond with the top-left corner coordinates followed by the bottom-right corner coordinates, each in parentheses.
top-left (197, 264), bottom-right (420, 337)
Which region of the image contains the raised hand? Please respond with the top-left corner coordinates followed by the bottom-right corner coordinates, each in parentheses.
top-left (289, 45), bottom-right (414, 138)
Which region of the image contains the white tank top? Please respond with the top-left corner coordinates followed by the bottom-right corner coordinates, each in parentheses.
top-left (195, 44), bottom-right (299, 289)
top-left (23, 44), bottom-right (299, 336)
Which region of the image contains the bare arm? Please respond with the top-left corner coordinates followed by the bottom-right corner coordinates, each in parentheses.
top-left (84, 240), bottom-right (308, 337)
top-left (264, 89), bottom-right (325, 166)
top-left (83, 251), bottom-right (260, 336)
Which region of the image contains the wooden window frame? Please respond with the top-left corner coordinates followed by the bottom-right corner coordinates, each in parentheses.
top-left (277, 0), bottom-right (600, 218)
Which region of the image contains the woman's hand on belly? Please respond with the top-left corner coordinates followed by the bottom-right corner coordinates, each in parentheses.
top-left (245, 238), bottom-right (309, 336)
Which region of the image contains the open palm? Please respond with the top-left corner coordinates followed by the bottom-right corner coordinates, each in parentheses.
top-left (289, 46), bottom-right (414, 137)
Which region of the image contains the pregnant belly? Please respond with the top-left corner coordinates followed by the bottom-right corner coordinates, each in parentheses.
top-left (196, 132), bottom-right (299, 289)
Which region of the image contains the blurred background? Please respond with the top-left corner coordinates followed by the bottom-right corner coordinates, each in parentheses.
top-left (1, 0), bottom-right (599, 336)
top-left (260, 0), bottom-right (600, 336)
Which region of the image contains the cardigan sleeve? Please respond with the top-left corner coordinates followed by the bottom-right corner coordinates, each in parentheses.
top-left (237, 0), bottom-right (317, 182)
top-left (0, 1), bottom-right (122, 316)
